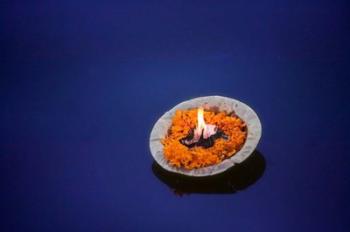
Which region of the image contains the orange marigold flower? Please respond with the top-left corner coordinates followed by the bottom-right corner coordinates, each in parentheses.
top-left (162, 108), bottom-right (247, 170)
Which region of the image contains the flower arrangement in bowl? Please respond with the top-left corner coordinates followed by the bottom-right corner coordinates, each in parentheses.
top-left (150, 96), bottom-right (262, 177)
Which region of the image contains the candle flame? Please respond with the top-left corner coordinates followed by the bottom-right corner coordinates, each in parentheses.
top-left (197, 107), bottom-right (206, 131)
top-left (195, 107), bottom-right (217, 139)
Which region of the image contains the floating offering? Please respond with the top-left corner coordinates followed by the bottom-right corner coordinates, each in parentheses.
top-left (150, 96), bottom-right (262, 177)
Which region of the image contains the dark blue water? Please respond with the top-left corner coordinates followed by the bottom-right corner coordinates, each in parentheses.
top-left (1, 1), bottom-right (350, 231)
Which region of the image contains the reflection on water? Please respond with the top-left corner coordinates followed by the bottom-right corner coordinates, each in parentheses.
top-left (152, 150), bottom-right (266, 195)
